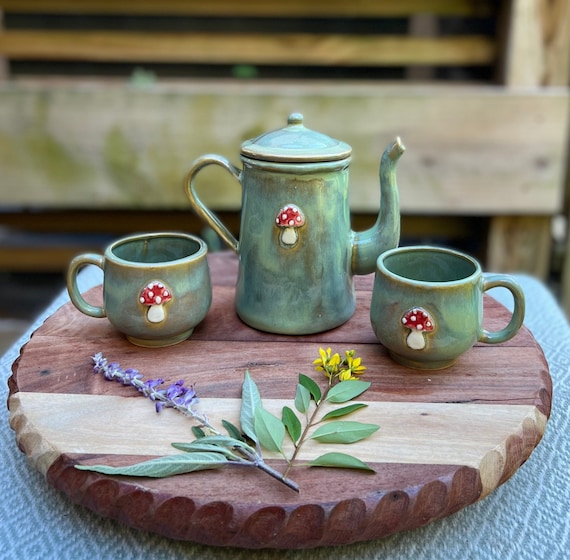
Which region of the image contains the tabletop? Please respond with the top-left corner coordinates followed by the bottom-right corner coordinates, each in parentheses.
top-left (1, 251), bottom-right (569, 559)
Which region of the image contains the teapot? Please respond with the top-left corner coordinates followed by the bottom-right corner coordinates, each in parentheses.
top-left (184, 113), bottom-right (405, 335)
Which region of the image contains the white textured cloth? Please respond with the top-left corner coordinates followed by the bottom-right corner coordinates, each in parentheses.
top-left (1, 267), bottom-right (568, 560)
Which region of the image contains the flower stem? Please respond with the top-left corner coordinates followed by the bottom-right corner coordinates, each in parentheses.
top-left (282, 386), bottom-right (330, 480)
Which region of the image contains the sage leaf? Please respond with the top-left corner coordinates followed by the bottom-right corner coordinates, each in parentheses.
top-left (191, 426), bottom-right (206, 439)
top-left (320, 403), bottom-right (368, 421)
top-left (282, 406), bottom-right (302, 443)
top-left (170, 441), bottom-right (241, 460)
top-left (75, 452), bottom-right (228, 478)
top-left (241, 370), bottom-right (262, 443)
top-left (294, 383), bottom-right (311, 413)
top-left (326, 380), bottom-right (371, 403)
top-left (222, 419), bottom-right (245, 442)
top-left (254, 407), bottom-right (285, 453)
top-left (173, 435), bottom-right (255, 454)
top-left (310, 420), bottom-right (379, 444)
top-left (309, 452), bottom-right (375, 472)
top-left (298, 373), bottom-right (322, 403)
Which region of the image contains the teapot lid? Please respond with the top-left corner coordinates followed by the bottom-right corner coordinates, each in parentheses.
top-left (241, 113), bottom-right (352, 163)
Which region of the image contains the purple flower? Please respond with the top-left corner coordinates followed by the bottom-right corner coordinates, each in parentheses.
top-left (90, 353), bottom-right (209, 427)
top-left (141, 378), bottom-right (165, 398)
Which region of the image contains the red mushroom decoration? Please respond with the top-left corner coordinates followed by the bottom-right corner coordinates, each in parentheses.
top-left (139, 281), bottom-right (172, 323)
top-left (275, 204), bottom-right (305, 246)
top-left (401, 307), bottom-right (434, 350)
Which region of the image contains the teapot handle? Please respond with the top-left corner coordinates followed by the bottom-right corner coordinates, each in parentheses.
top-left (184, 154), bottom-right (241, 253)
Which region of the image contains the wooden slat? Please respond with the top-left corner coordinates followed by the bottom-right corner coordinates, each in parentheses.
top-left (14, 391), bottom-right (543, 482)
top-left (502, 0), bottom-right (570, 86)
top-left (0, 0), bottom-right (495, 17)
top-left (486, 216), bottom-right (553, 278)
top-left (0, 82), bottom-right (566, 215)
top-left (0, 30), bottom-right (496, 66)
top-left (0, 213), bottom-right (483, 273)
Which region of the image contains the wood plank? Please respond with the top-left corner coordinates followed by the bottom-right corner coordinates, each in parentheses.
top-left (13, 391), bottom-right (544, 488)
top-left (0, 82), bottom-right (567, 214)
top-left (0, 0), bottom-right (496, 17)
top-left (502, 0), bottom-right (570, 86)
top-left (487, 216), bottom-right (553, 277)
top-left (0, 31), bottom-right (496, 66)
top-left (0, 213), bottom-right (485, 273)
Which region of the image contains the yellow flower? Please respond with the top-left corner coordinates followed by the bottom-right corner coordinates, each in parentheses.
top-left (335, 350), bottom-right (367, 381)
top-left (345, 350), bottom-right (366, 375)
top-left (338, 369), bottom-right (354, 381)
top-left (313, 347), bottom-right (341, 379)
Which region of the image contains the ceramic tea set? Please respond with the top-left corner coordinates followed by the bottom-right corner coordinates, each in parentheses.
top-left (67, 113), bottom-right (525, 370)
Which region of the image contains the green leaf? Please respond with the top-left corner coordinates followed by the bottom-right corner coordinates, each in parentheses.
top-left (173, 435), bottom-right (254, 454)
top-left (309, 452), bottom-right (375, 472)
top-left (241, 370), bottom-right (262, 443)
top-left (294, 383), bottom-right (311, 413)
top-left (254, 407), bottom-right (285, 453)
top-left (75, 452), bottom-right (228, 478)
top-left (326, 380), bottom-right (371, 403)
top-left (170, 441), bottom-right (241, 460)
top-left (191, 426), bottom-right (206, 439)
top-left (298, 373), bottom-right (322, 403)
top-left (222, 419), bottom-right (245, 442)
top-left (282, 406), bottom-right (302, 443)
top-left (310, 421), bottom-right (379, 444)
top-left (320, 403), bottom-right (368, 421)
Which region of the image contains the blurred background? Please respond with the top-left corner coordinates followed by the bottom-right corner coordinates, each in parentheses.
top-left (0, 0), bottom-right (569, 354)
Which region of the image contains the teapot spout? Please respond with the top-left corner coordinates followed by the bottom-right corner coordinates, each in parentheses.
top-left (351, 137), bottom-right (405, 275)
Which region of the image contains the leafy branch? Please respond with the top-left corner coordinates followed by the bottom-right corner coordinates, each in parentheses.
top-left (256, 348), bottom-right (379, 478)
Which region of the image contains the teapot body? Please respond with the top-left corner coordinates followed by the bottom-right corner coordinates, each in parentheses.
top-left (236, 158), bottom-right (354, 334)
top-left (184, 114), bottom-right (404, 335)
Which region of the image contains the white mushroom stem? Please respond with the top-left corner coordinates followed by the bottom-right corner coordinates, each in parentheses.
top-left (147, 304), bottom-right (166, 323)
top-left (280, 227), bottom-right (298, 245)
top-left (406, 329), bottom-right (426, 350)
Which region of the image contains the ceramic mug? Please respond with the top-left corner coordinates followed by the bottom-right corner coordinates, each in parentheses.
top-left (370, 246), bottom-right (525, 370)
top-left (67, 232), bottom-right (212, 347)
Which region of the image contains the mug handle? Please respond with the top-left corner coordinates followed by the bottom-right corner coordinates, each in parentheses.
top-left (478, 274), bottom-right (525, 344)
top-left (184, 154), bottom-right (242, 254)
top-left (66, 254), bottom-right (106, 318)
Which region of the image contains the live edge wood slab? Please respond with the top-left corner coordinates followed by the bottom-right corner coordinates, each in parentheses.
top-left (7, 252), bottom-right (552, 549)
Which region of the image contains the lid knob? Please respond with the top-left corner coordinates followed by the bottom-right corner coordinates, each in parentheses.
top-left (287, 113), bottom-right (304, 126)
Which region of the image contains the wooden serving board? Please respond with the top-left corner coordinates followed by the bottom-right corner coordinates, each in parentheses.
top-left (7, 252), bottom-right (552, 549)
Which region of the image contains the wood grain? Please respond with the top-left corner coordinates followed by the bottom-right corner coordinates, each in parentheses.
top-left (7, 252), bottom-right (552, 549)
top-left (0, 31), bottom-right (495, 66)
top-left (502, 0), bottom-right (570, 87)
top-left (0, 84), bottom-right (566, 215)
top-left (0, 0), bottom-right (495, 17)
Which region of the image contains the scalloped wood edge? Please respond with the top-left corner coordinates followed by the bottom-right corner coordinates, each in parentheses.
top-left (46, 458), bottom-right (483, 548)
top-left (8, 393), bottom-right (60, 476)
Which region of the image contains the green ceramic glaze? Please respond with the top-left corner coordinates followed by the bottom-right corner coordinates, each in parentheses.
top-left (66, 232), bottom-right (211, 347)
top-left (184, 113), bottom-right (404, 334)
top-left (370, 246), bottom-right (525, 370)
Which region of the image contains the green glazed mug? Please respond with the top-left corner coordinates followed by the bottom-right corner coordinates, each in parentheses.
top-left (67, 232), bottom-right (212, 347)
top-left (370, 246), bottom-right (525, 370)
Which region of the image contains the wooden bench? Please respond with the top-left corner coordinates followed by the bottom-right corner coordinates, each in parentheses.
top-left (0, 1), bottom-right (568, 286)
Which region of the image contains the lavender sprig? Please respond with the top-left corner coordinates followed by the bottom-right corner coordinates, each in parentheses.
top-left (92, 352), bottom-right (218, 434)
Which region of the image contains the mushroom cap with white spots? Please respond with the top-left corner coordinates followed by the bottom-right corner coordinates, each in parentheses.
top-left (401, 307), bottom-right (434, 331)
top-left (139, 281), bottom-right (172, 305)
top-left (276, 205), bottom-right (305, 227)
